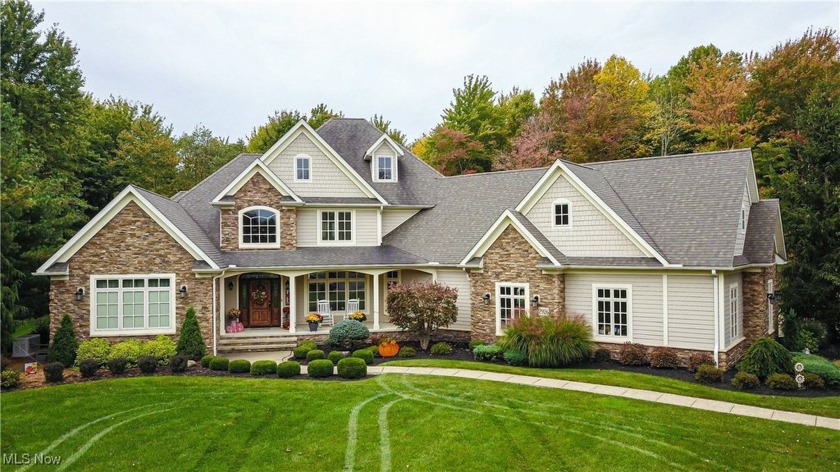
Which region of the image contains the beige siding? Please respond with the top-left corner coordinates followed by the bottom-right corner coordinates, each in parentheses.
top-left (296, 209), bottom-right (318, 247)
top-left (667, 275), bottom-right (716, 350)
top-left (296, 208), bottom-right (378, 247)
top-left (565, 273), bottom-right (662, 346)
top-left (735, 187), bottom-right (750, 255)
top-left (723, 271), bottom-right (744, 348)
top-left (355, 209), bottom-right (379, 246)
top-left (223, 275), bottom-right (238, 313)
top-left (382, 209), bottom-right (419, 236)
top-left (372, 142), bottom-right (398, 181)
top-left (436, 269), bottom-right (471, 331)
top-left (268, 132), bottom-right (368, 198)
top-left (524, 175), bottom-right (645, 257)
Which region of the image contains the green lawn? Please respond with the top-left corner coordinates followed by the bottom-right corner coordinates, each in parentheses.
top-left (384, 359), bottom-right (840, 418)
top-left (2, 376), bottom-right (838, 471)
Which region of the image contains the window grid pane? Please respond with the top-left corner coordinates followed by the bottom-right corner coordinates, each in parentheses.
top-left (554, 203), bottom-right (569, 226)
top-left (242, 209), bottom-right (277, 244)
top-left (321, 212), bottom-right (336, 241)
top-left (94, 277), bottom-right (172, 331)
top-left (498, 284), bottom-right (527, 329)
top-left (378, 156), bottom-right (393, 180)
top-left (595, 288), bottom-right (629, 337)
top-left (296, 157), bottom-right (310, 180)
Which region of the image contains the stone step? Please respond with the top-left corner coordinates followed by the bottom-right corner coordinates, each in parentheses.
top-left (217, 343), bottom-right (295, 353)
top-left (219, 337), bottom-right (297, 345)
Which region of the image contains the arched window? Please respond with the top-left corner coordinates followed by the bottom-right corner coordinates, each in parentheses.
top-left (239, 207), bottom-right (280, 248)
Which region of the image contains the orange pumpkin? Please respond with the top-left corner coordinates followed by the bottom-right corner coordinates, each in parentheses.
top-left (378, 342), bottom-right (400, 357)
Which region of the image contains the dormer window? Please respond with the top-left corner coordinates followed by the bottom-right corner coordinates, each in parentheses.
top-left (239, 207), bottom-right (280, 248)
top-left (553, 200), bottom-right (571, 227)
top-left (376, 155), bottom-right (395, 181)
top-left (295, 155), bottom-right (311, 182)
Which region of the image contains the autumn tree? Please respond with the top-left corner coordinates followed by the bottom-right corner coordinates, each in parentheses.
top-left (113, 114), bottom-right (180, 196)
top-left (495, 112), bottom-right (561, 170)
top-left (386, 281), bottom-right (458, 350)
top-left (370, 114), bottom-right (407, 145)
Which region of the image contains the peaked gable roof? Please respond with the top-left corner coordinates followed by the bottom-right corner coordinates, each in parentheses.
top-left (364, 133), bottom-right (405, 159)
top-left (460, 209), bottom-right (564, 266)
top-left (212, 159), bottom-right (302, 204)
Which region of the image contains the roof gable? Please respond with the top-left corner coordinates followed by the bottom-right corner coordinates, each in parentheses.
top-left (364, 134), bottom-right (404, 160)
top-left (212, 159), bottom-right (301, 205)
top-left (460, 210), bottom-right (563, 266)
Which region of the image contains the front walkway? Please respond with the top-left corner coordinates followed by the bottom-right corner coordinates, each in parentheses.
top-left (295, 364), bottom-right (840, 431)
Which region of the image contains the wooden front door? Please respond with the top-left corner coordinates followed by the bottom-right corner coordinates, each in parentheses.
top-left (248, 280), bottom-right (272, 327)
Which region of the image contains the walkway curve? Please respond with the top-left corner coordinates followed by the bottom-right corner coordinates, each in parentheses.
top-left (300, 364), bottom-right (840, 431)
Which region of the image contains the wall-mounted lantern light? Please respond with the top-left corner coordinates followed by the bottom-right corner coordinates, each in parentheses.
top-left (531, 295), bottom-right (540, 308)
top-left (75, 288), bottom-right (84, 301)
top-left (482, 293), bottom-right (491, 305)
top-left (228, 281), bottom-right (234, 291)
top-left (180, 285), bottom-right (188, 298)
top-left (767, 291), bottom-right (782, 303)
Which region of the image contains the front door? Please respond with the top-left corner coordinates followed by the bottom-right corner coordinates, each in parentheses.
top-left (249, 280), bottom-right (272, 327)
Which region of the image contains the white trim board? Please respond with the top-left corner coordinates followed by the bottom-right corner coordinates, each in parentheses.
top-left (365, 134), bottom-right (404, 159)
top-left (212, 159), bottom-right (302, 204)
top-left (459, 210), bottom-right (561, 267)
top-left (36, 186), bottom-right (219, 274)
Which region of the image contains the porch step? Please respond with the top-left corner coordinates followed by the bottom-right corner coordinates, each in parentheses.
top-left (218, 335), bottom-right (298, 353)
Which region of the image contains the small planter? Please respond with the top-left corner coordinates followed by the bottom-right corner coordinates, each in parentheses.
top-left (308, 322), bottom-right (320, 332)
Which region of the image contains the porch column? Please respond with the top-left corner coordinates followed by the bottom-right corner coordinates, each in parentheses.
top-left (373, 273), bottom-right (381, 330)
top-left (289, 275), bottom-right (297, 334)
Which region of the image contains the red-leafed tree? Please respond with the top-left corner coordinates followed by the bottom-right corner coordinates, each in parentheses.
top-left (386, 281), bottom-right (458, 350)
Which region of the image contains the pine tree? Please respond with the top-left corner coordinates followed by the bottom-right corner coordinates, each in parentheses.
top-left (48, 315), bottom-right (78, 367)
top-left (176, 306), bottom-right (206, 360)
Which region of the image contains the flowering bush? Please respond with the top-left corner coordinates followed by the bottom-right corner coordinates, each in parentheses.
top-left (305, 313), bottom-right (324, 324)
top-left (348, 311), bottom-right (367, 321)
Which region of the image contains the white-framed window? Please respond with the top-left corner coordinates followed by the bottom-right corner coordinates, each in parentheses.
top-left (730, 283), bottom-right (740, 339)
top-left (593, 286), bottom-right (630, 339)
top-left (295, 155), bottom-right (311, 182)
top-left (374, 154), bottom-right (396, 182)
top-left (239, 206), bottom-right (280, 248)
top-left (553, 199), bottom-right (571, 227)
top-left (318, 210), bottom-right (354, 244)
top-left (90, 274), bottom-right (176, 336)
top-left (740, 207), bottom-right (747, 232)
top-left (495, 282), bottom-right (529, 335)
top-left (307, 271), bottom-right (366, 312)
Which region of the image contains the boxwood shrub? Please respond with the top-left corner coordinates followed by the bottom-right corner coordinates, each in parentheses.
top-left (79, 359), bottom-right (99, 378)
top-left (228, 359), bottom-right (251, 374)
top-left (44, 362), bottom-right (64, 383)
top-left (170, 355), bottom-right (189, 373)
top-left (251, 360), bottom-right (277, 376)
top-left (293, 341), bottom-right (317, 359)
top-left (75, 339), bottom-right (111, 366)
top-left (731, 371), bottom-right (759, 390)
top-left (277, 361), bottom-right (301, 378)
top-left (138, 356), bottom-right (158, 374)
top-left (306, 349), bottom-right (325, 362)
top-left (107, 357), bottom-right (128, 375)
top-left (473, 344), bottom-right (502, 361)
top-left (694, 364), bottom-right (723, 383)
top-left (398, 346), bottom-right (417, 358)
top-left (200, 355), bottom-right (216, 368)
top-left (766, 373), bottom-right (797, 390)
top-left (108, 340), bottom-right (142, 366)
top-left (209, 357), bottom-right (230, 371)
top-left (430, 342), bottom-right (453, 356)
top-left (139, 336), bottom-right (177, 366)
top-left (337, 357), bottom-right (367, 379)
top-left (307, 359), bottom-right (335, 378)
top-left (351, 349), bottom-right (374, 365)
top-left (328, 351), bottom-right (346, 365)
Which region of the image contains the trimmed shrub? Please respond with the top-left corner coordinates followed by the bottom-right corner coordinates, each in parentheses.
top-left (44, 362), bottom-right (64, 383)
top-left (337, 357), bottom-right (367, 379)
top-left (328, 351), bottom-right (346, 365)
top-left (251, 360), bottom-right (277, 376)
top-left (306, 350), bottom-right (325, 362)
top-left (504, 350), bottom-right (528, 367)
top-left (499, 315), bottom-right (593, 367)
top-left (308, 359), bottom-right (335, 378)
top-left (687, 352), bottom-right (715, 373)
top-left (352, 349), bottom-right (374, 365)
top-left (228, 359), bottom-right (251, 374)
top-left (731, 371), bottom-right (760, 390)
top-left (109, 340), bottom-right (142, 366)
top-left (803, 373), bottom-right (825, 389)
top-left (209, 357), bottom-right (230, 371)
top-left (277, 361), bottom-right (301, 378)
top-left (107, 357), bottom-right (128, 375)
top-left (618, 343), bottom-right (648, 366)
top-left (138, 356), bottom-right (158, 374)
top-left (140, 336), bottom-right (177, 366)
top-left (300, 340), bottom-right (317, 349)
top-left (170, 355), bottom-right (189, 373)
top-left (75, 339), bottom-right (111, 366)
top-left (327, 320), bottom-right (370, 350)
top-left (176, 306), bottom-right (206, 359)
top-left (48, 315), bottom-right (78, 367)
top-left (79, 359), bottom-right (99, 378)
top-left (473, 344), bottom-right (503, 361)
top-left (593, 348), bottom-right (612, 362)
top-left (792, 353), bottom-right (840, 387)
top-left (1, 370), bottom-right (21, 389)
top-left (737, 337), bottom-right (793, 379)
top-left (649, 347), bottom-right (680, 369)
top-left (695, 364), bottom-right (723, 383)
top-left (469, 339), bottom-right (485, 350)
top-left (430, 342), bottom-right (453, 356)
top-left (200, 355), bottom-right (216, 368)
top-left (293, 341), bottom-right (317, 359)
top-left (368, 345), bottom-right (379, 358)
top-left (766, 373), bottom-right (797, 390)
top-left (398, 346), bottom-right (417, 358)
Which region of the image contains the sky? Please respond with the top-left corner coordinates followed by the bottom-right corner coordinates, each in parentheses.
top-left (35, 1), bottom-right (840, 143)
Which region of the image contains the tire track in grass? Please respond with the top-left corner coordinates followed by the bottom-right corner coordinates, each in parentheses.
top-left (398, 376), bottom-right (722, 470)
top-left (19, 402), bottom-right (172, 472)
top-left (344, 393), bottom-right (391, 472)
top-left (376, 375), bottom-right (688, 471)
top-left (55, 407), bottom-right (175, 471)
top-left (377, 398), bottom-right (403, 472)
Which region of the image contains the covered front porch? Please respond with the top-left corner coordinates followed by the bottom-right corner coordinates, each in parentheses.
top-left (218, 268), bottom-right (433, 337)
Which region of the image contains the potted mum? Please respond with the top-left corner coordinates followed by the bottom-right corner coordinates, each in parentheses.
top-left (348, 311), bottom-right (366, 322)
top-left (227, 308), bottom-right (243, 333)
top-left (305, 313), bottom-right (324, 332)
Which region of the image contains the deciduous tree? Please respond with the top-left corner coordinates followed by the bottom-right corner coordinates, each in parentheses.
top-left (386, 281), bottom-right (458, 350)
top-left (370, 114), bottom-right (407, 145)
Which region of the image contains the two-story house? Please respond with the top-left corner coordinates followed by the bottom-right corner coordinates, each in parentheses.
top-left (37, 118), bottom-right (786, 367)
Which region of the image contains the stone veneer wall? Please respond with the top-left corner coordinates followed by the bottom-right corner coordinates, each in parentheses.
top-left (220, 172), bottom-right (297, 251)
top-left (49, 202), bottom-right (214, 350)
top-left (722, 266), bottom-right (780, 368)
top-left (468, 225), bottom-right (565, 343)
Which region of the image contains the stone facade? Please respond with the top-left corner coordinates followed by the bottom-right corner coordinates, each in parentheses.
top-left (468, 225), bottom-right (565, 343)
top-left (296, 329), bottom-right (470, 346)
top-left (220, 172), bottom-right (297, 251)
top-left (592, 342), bottom-right (717, 369)
top-left (49, 201), bottom-right (214, 351)
top-left (723, 266), bottom-right (780, 368)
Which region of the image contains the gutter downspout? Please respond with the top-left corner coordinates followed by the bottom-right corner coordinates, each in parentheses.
top-left (212, 269), bottom-right (227, 356)
top-left (712, 269), bottom-right (719, 367)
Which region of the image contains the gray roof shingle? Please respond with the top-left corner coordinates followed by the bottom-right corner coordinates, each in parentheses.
top-left (223, 245), bottom-right (427, 268)
top-left (741, 199), bottom-right (781, 265)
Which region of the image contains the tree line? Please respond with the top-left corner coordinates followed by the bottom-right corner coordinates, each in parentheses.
top-left (1, 0), bottom-right (837, 350)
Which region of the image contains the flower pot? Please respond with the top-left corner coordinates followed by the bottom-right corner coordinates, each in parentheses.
top-left (308, 322), bottom-right (319, 332)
